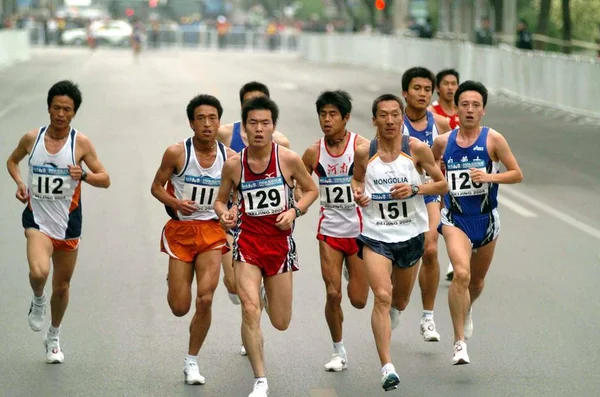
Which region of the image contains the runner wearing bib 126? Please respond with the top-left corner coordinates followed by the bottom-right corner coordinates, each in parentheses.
top-left (432, 81), bottom-right (523, 366)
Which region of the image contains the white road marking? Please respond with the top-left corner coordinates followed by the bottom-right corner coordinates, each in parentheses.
top-left (498, 194), bottom-right (538, 218)
top-left (502, 185), bottom-right (600, 241)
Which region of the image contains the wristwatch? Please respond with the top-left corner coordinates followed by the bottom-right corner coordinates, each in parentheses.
top-left (411, 184), bottom-right (420, 196)
top-left (81, 171), bottom-right (88, 181)
top-left (293, 206), bottom-right (304, 218)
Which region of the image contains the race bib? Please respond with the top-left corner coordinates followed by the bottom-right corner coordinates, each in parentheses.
top-left (319, 175), bottom-right (355, 209)
top-left (446, 159), bottom-right (488, 197)
top-left (371, 192), bottom-right (416, 226)
top-left (31, 166), bottom-right (73, 200)
top-left (241, 176), bottom-right (286, 217)
top-left (182, 175), bottom-right (220, 212)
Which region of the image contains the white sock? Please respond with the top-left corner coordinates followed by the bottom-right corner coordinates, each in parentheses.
top-left (422, 310), bottom-right (434, 320)
top-left (333, 340), bottom-right (346, 356)
top-left (47, 325), bottom-right (60, 339)
top-left (185, 354), bottom-right (197, 365)
top-left (33, 292), bottom-right (46, 304)
top-left (254, 377), bottom-right (268, 388)
top-left (381, 363), bottom-right (395, 375)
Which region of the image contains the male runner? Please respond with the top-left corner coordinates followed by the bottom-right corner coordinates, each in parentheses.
top-left (401, 66), bottom-right (451, 341)
top-left (6, 80), bottom-right (111, 363)
top-left (217, 81), bottom-right (290, 355)
top-left (352, 94), bottom-right (447, 391)
top-left (432, 81), bottom-right (523, 365)
top-left (150, 94), bottom-right (236, 384)
top-left (300, 90), bottom-right (370, 372)
top-left (428, 69), bottom-right (460, 281)
top-left (215, 96), bottom-right (317, 397)
top-left (428, 68), bottom-right (460, 130)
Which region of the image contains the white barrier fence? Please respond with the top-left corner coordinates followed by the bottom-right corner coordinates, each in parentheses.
top-left (0, 30), bottom-right (31, 70)
top-left (299, 33), bottom-right (600, 119)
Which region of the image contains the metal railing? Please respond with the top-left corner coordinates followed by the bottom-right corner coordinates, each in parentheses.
top-left (299, 33), bottom-right (600, 119)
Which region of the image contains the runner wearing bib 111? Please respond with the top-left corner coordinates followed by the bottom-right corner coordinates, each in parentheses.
top-left (432, 81), bottom-right (523, 366)
top-left (151, 94), bottom-right (237, 385)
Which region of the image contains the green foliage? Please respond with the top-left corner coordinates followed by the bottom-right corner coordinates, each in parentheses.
top-left (294, 0), bottom-right (326, 20)
top-left (527, 0), bottom-right (600, 42)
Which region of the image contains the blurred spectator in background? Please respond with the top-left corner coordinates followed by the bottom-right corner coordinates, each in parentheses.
top-left (516, 19), bottom-right (533, 50)
top-left (475, 17), bottom-right (495, 45)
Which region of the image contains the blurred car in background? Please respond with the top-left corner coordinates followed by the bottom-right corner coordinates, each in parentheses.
top-left (61, 20), bottom-right (132, 46)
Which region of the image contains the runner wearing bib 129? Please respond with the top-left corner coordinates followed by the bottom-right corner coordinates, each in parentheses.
top-left (234, 142), bottom-right (297, 276)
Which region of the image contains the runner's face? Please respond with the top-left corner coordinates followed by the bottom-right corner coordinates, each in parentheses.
top-left (404, 77), bottom-right (433, 110)
top-left (245, 109), bottom-right (274, 148)
top-left (373, 100), bottom-right (403, 139)
top-left (438, 75), bottom-right (458, 103)
top-left (189, 105), bottom-right (220, 144)
top-left (319, 104), bottom-right (348, 138)
top-left (457, 91), bottom-right (485, 128)
top-left (48, 95), bottom-right (75, 130)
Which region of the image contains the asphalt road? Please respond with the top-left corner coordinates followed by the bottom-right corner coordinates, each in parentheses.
top-left (1, 47), bottom-right (599, 397)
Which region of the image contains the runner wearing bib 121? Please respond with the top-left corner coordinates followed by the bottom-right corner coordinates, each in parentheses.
top-left (151, 94), bottom-right (237, 385)
top-left (300, 90), bottom-right (370, 373)
top-left (352, 94), bottom-right (448, 392)
top-left (214, 96), bottom-right (318, 397)
top-left (432, 81), bottom-right (523, 366)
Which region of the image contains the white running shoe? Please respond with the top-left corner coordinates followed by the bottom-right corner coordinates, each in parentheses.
top-left (452, 340), bottom-right (470, 365)
top-left (381, 369), bottom-right (400, 391)
top-left (249, 379), bottom-right (269, 397)
top-left (324, 354), bottom-right (347, 372)
top-left (260, 283), bottom-right (269, 315)
top-left (389, 307), bottom-right (400, 330)
top-left (183, 361), bottom-right (206, 385)
top-left (44, 337), bottom-right (64, 364)
top-left (446, 263), bottom-right (454, 281)
top-left (228, 292), bottom-right (241, 305)
top-left (420, 318), bottom-right (441, 342)
top-left (464, 309), bottom-right (473, 340)
top-left (240, 344), bottom-right (247, 356)
top-left (28, 298), bottom-right (46, 332)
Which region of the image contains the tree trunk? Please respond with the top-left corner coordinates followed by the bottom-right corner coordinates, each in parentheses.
top-left (493, 0), bottom-right (503, 35)
top-left (535, 0), bottom-right (551, 50)
top-left (342, 0), bottom-right (361, 32)
top-left (381, 0), bottom-right (395, 34)
top-left (361, 0), bottom-right (377, 30)
top-left (561, 0), bottom-right (572, 54)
